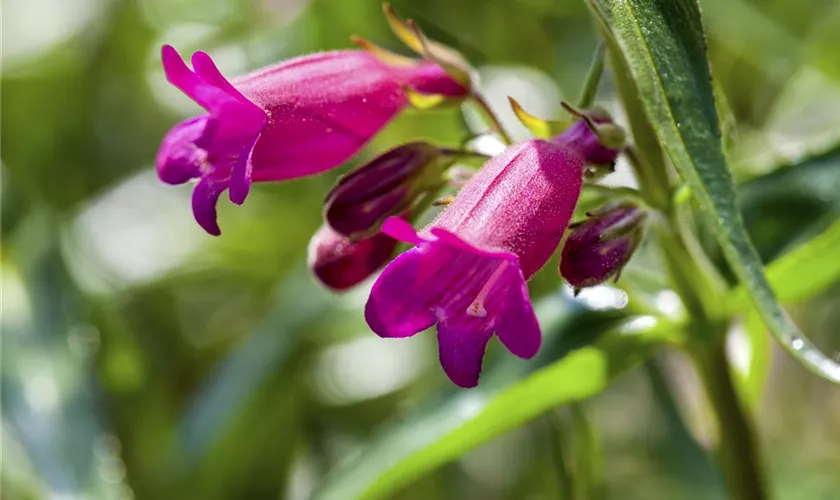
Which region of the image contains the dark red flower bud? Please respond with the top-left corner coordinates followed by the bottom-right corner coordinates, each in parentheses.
top-left (324, 142), bottom-right (444, 239)
top-left (307, 224), bottom-right (400, 291)
top-left (560, 203), bottom-right (646, 290)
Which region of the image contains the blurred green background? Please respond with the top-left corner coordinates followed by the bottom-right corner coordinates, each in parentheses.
top-left (2, 0), bottom-right (840, 498)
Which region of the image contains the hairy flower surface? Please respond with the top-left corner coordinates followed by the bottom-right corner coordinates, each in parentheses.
top-left (156, 45), bottom-right (466, 235)
top-left (365, 140), bottom-right (585, 387)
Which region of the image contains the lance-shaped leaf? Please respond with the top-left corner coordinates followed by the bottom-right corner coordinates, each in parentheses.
top-left (314, 295), bottom-right (680, 500)
top-left (586, 0), bottom-right (840, 383)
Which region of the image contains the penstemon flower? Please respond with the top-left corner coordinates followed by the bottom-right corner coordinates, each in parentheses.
top-left (363, 110), bottom-right (625, 387)
top-left (365, 138), bottom-right (592, 387)
top-left (156, 46), bottom-right (467, 235)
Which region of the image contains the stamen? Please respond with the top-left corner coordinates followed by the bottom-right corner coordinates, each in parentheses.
top-left (467, 261), bottom-right (510, 318)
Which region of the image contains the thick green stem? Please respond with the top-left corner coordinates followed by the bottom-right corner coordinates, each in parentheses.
top-left (627, 132), bottom-right (767, 500)
top-left (692, 340), bottom-right (769, 500)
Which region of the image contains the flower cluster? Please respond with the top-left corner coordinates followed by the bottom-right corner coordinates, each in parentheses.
top-left (156, 5), bottom-right (644, 387)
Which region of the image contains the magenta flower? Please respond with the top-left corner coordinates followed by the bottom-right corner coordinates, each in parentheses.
top-left (156, 45), bottom-right (467, 235)
top-left (308, 224), bottom-right (400, 291)
top-left (560, 204), bottom-right (646, 290)
top-left (364, 140), bottom-right (586, 387)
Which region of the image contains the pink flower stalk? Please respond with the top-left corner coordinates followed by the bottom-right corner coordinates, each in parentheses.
top-left (156, 45), bottom-right (467, 235)
top-left (308, 224), bottom-right (400, 291)
top-left (560, 204), bottom-right (646, 290)
top-left (365, 139), bottom-right (586, 387)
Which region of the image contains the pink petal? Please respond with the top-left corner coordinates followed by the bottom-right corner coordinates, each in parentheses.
top-left (162, 45), bottom-right (237, 114)
top-left (495, 266), bottom-right (541, 359)
top-left (436, 322), bottom-right (493, 388)
top-left (191, 51), bottom-right (252, 104)
top-left (162, 46), bottom-right (265, 139)
top-left (382, 216), bottom-right (426, 245)
top-left (365, 249), bottom-right (436, 338)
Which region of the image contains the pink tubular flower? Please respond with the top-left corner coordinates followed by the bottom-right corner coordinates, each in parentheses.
top-left (364, 140), bottom-right (586, 387)
top-left (308, 224), bottom-right (400, 291)
top-left (156, 45), bottom-right (468, 235)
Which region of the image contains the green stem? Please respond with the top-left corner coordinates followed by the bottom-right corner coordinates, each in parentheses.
top-left (691, 340), bottom-right (769, 500)
top-left (581, 184), bottom-right (646, 205)
top-left (471, 92), bottom-right (514, 145)
top-left (437, 148), bottom-right (492, 161)
top-left (547, 412), bottom-right (575, 500)
top-left (624, 145), bottom-right (669, 211)
top-left (628, 131), bottom-right (767, 500)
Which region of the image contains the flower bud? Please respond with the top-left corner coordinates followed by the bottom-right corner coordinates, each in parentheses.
top-left (560, 203), bottom-right (646, 290)
top-left (324, 142), bottom-right (444, 238)
top-left (308, 224), bottom-right (400, 291)
top-left (553, 106), bottom-right (625, 166)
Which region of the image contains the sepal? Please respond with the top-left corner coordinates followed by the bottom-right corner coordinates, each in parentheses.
top-left (507, 97), bottom-right (571, 138)
top-left (383, 3), bottom-right (473, 89)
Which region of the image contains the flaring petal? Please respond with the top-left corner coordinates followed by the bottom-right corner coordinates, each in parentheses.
top-left (191, 51), bottom-right (251, 104)
top-left (365, 249), bottom-right (436, 338)
top-left (437, 322), bottom-right (493, 388)
top-left (162, 45), bottom-right (238, 114)
top-left (494, 266), bottom-right (541, 359)
top-left (228, 134), bottom-right (259, 205)
top-left (191, 177), bottom-right (228, 236)
top-left (381, 216), bottom-right (426, 245)
top-left (155, 116), bottom-right (209, 185)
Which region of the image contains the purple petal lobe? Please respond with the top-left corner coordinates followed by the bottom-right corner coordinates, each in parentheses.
top-left (437, 322), bottom-right (492, 388)
top-left (156, 116), bottom-right (209, 184)
top-left (365, 249), bottom-right (436, 338)
top-left (228, 135), bottom-right (259, 205)
top-left (162, 45), bottom-right (237, 115)
top-left (191, 51), bottom-right (251, 103)
top-left (495, 266), bottom-right (541, 359)
top-left (191, 177), bottom-right (227, 236)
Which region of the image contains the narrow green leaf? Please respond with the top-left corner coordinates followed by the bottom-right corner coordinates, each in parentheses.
top-left (577, 42), bottom-right (606, 109)
top-left (587, 0), bottom-right (670, 208)
top-left (314, 304), bottom-right (678, 500)
top-left (178, 271), bottom-right (334, 460)
top-left (587, 0), bottom-right (840, 383)
top-left (739, 147), bottom-right (840, 262)
top-left (730, 214), bottom-right (840, 410)
top-left (732, 217), bottom-right (840, 306)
